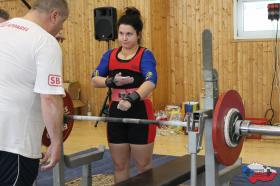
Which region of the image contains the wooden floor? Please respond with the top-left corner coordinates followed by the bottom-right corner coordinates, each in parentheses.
top-left (58, 121), bottom-right (280, 167)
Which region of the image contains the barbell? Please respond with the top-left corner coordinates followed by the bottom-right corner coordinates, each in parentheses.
top-left (212, 90), bottom-right (280, 166)
top-left (41, 90), bottom-right (280, 166)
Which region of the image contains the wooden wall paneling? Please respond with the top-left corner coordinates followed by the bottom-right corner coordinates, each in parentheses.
top-left (195, 0), bottom-right (202, 101)
top-left (250, 42), bottom-right (257, 117)
top-left (256, 43), bottom-right (263, 117)
top-left (265, 41), bottom-right (273, 119)
top-left (239, 42), bottom-right (246, 113)
top-left (150, 0), bottom-right (169, 109)
top-left (176, 0), bottom-right (184, 102)
top-left (2, 0), bottom-right (280, 122)
top-left (220, 0), bottom-right (226, 91)
top-left (267, 41), bottom-right (280, 120)
top-left (186, 0), bottom-right (193, 103)
top-left (212, 0), bottom-right (219, 93)
top-left (182, 1), bottom-right (189, 103)
top-left (264, 42), bottom-right (272, 119)
top-left (62, 1), bottom-right (77, 82)
top-left (190, 0), bottom-right (197, 101)
top-left (265, 42), bottom-right (273, 119)
top-left (253, 43), bottom-right (259, 116)
top-left (167, 0), bottom-right (176, 104)
top-left (249, 42), bottom-right (255, 117)
top-left (172, 1), bottom-right (184, 104)
top-left (64, 0), bottom-right (104, 114)
top-left (86, 0), bottom-right (94, 114)
top-left (251, 43), bottom-right (256, 116)
top-left (230, 1), bottom-right (238, 93)
top-left (175, 0), bottom-right (185, 104)
top-left (236, 43), bottom-right (243, 98)
top-left (142, 0), bottom-right (152, 48)
top-left (86, 0), bottom-right (96, 111)
top-left (197, 0), bottom-right (206, 98)
top-left (261, 42), bottom-right (267, 115)
top-left (249, 49), bottom-right (254, 117)
top-left (223, 0), bottom-right (231, 90)
top-left (216, 0), bottom-right (224, 92)
top-left (183, 0), bottom-right (191, 101)
top-left (273, 41), bottom-right (280, 121)
top-left (188, 0), bottom-right (194, 100)
top-left (242, 42), bottom-right (251, 115)
top-left (0, 0), bottom-right (29, 17)
top-left (231, 43), bottom-right (238, 91)
top-left (192, 0), bottom-right (199, 101)
top-left (79, 0), bottom-right (91, 107)
top-left (189, 0), bottom-right (196, 100)
top-left (73, 0), bottom-right (85, 94)
top-left (223, 0), bottom-right (232, 90)
top-left (276, 40), bottom-right (280, 120)
top-left (176, 0), bottom-right (182, 102)
top-left (63, 0), bottom-right (83, 98)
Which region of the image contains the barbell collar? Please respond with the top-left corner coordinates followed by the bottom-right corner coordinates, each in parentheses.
top-left (234, 120), bottom-right (243, 136)
top-left (69, 115), bottom-right (187, 127)
top-left (239, 120), bottom-right (251, 135)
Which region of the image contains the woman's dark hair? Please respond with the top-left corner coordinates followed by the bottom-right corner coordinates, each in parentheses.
top-left (117, 7), bottom-right (143, 36)
top-left (0, 9), bottom-right (10, 20)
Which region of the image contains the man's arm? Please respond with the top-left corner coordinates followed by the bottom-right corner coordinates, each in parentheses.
top-left (40, 94), bottom-right (64, 171)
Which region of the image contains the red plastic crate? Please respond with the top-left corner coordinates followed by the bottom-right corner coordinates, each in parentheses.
top-left (245, 117), bottom-right (268, 139)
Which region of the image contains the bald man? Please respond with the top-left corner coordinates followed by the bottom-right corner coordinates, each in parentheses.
top-left (0, 0), bottom-right (69, 185)
top-left (0, 8), bottom-right (9, 23)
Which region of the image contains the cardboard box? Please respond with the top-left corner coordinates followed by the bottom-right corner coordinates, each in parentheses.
top-left (63, 81), bottom-right (81, 100)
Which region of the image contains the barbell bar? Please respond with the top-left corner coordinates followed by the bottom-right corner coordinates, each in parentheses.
top-left (42, 91), bottom-right (197, 147)
top-left (42, 90), bottom-right (280, 167)
top-left (69, 115), bottom-right (187, 127)
top-left (239, 122), bottom-right (280, 136)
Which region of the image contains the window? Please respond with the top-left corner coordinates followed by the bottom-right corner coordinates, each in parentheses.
top-left (234, 0), bottom-right (280, 39)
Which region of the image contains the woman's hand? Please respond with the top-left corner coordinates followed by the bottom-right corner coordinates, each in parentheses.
top-left (114, 72), bottom-right (134, 86)
top-left (117, 99), bottom-right (132, 111)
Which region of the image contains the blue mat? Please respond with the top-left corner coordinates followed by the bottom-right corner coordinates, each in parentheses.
top-left (37, 149), bottom-right (280, 186)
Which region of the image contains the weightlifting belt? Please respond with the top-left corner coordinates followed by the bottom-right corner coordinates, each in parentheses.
top-left (111, 88), bottom-right (138, 102)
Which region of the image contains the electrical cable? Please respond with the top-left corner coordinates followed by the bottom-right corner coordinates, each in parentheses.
top-left (21, 0), bottom-right (31, 10)
top-left (264, 21), bottom-right (279, 125)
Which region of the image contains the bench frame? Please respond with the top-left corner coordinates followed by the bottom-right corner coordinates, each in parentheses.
top-left (52, 145), bottom-right (105, 186)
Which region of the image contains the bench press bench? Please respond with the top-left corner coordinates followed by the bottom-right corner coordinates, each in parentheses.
top-left (114, 154), bottom-right (205, 186)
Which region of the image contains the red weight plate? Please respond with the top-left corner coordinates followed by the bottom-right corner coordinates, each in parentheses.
top-left (212, 90), bottom-right (245, 166)
top-left (42, 91), bottom-right (74, 147)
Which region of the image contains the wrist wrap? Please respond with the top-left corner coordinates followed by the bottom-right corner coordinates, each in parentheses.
top-left (123, 91), bottom-right (141, 104)
top-left (105, 77), bottom-right (116, 88)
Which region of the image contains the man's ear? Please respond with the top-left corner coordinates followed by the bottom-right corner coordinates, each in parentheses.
top-left (50, 9), bottom-right (59, 24)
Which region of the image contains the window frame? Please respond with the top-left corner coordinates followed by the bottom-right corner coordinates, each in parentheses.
top-left (234, 0), bottom-right (280, 40)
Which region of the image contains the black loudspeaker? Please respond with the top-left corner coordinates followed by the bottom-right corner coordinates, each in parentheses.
top-left (94, 7), bottom-right (117, 41)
